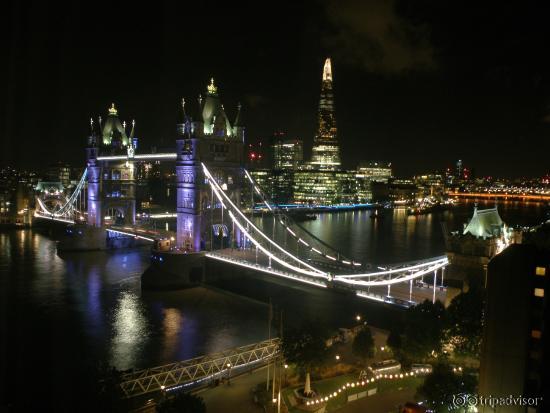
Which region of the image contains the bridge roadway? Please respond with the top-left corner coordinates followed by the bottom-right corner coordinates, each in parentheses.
top-left (206, 248), bottom-right (446, 305)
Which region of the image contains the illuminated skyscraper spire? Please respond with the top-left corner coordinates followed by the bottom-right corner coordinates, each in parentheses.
top-left (311, 57), bottom-right (341, 170)
top-left (323, 57), bottom-right (332, 82)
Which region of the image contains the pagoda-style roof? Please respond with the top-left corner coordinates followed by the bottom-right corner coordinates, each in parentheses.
top-left (463, 206), bottom-right (504, 238)
top-left (201, 78), bottom-right (233, 137)
top-left (102, 103), bottom-right (128, 146)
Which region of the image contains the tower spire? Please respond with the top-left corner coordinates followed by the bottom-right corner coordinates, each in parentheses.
top-left (234, 102), bottom-right (242, 126)
top-left (129, 119), bottom-right (135, 140)
top-left (207, 77), bottom-right (218, 95)
top-left (323, 57), bottom-right (332, 82)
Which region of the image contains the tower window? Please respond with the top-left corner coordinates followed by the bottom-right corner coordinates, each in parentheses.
top-left (534, 288), bottom-right (544, 298)
top-left (535, 266), bottom-right (546, 276)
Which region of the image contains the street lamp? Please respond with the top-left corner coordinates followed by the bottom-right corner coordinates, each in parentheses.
top-left (356, 315), bottom-right (361, 321)
top-left (335, 355), bottom-right (340, 361)
top-left (226, 363), bottom-right (232, 384)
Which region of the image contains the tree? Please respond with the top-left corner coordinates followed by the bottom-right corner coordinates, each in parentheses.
top-left (91, 365), bottom-right (127, 413)
top-left (282, 321), bottom-right (330, 376)
top-left (157, 392), bottom-right (206, 413)
top-left (444, 288), bottom-right (484, 357)
top-left (416, 363), bottom-right (477, 413)
top-left (386, 329), bottom-right (402, 353)
top-left (403, 300), bottom-right (446, 360)
top-left (352, 326), bottom-right (375, 361)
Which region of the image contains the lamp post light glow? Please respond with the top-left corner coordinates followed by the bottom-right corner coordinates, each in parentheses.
top-left (335, 354), bottom-right (340, 361)
top-left (356, 315), bottom-right (361, 321)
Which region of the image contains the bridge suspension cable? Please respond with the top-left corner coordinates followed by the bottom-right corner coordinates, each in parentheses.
top-left (35, 168), bottom-right (88, 223)
top-left (204, 163), bottom-right (449, 289)
top-left (202, 163), bottom-right (328, 279)
top-left (243, 168), bottom-right (362, 268)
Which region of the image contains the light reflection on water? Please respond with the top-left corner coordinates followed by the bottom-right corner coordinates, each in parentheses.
top-left (111, 291), bottom-right (149, 369)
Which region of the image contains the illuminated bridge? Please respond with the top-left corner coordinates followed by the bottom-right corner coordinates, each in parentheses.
top-left (34, 159), bottom-right (448, 307)
top-left (34, 95), bottom-right (448, 306)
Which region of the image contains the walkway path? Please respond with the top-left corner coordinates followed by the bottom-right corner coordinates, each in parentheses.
top-left (199, 366), bottom-right (267, 413)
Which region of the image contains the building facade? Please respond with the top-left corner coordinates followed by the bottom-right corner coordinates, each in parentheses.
top-left (479, 241), bottom-right (548, 412)
top-left (270, 132), bottom-right (303, 171)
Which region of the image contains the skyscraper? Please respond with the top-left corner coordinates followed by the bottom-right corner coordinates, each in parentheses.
top-left (310, 58), bottom-right (341, 170)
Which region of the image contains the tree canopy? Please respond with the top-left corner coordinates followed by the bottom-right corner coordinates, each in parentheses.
top-left (282, 321), bottom-right (330, 374)
top-left (352, 326), bottom-right (375, 361)
top-left (403, 299), bottom-right (445, 360)
top-left (416, 363), bottom-right (477, 413)
top-left (157, 392), bottom-right (206, 413)
top-left (444, 288), bottom-right (484, 357)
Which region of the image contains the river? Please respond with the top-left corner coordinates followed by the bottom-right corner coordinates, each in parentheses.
top-left (0, 200), bottom-right (545, 408)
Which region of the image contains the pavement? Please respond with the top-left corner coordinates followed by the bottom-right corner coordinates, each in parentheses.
top-left (199, 366), bottom-right (268, 413)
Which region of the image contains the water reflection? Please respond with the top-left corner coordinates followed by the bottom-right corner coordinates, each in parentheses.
top-left (110, 291), bottom-right (149, 370)
top-left (161, 308), bottom-right (183, 361)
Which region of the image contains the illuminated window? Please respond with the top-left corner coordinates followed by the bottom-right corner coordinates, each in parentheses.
top-left (531, 330), bottom-right (542, 339)
top-left (535, 267), bottom-right (546, 276)
top-left (534, 288), bottom-right (544, 298)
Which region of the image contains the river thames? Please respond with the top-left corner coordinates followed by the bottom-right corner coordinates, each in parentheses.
top-left (0, 200), bottom-right (546, 405)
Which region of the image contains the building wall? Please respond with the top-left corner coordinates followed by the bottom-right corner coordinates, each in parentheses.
top-left (293, 170), bottom-right (357, 205)
top-left (479, 244), bottom-right (548, 412)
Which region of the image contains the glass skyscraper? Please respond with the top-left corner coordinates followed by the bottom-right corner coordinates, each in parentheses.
top-left (310, 58), bottom-right (341, 170)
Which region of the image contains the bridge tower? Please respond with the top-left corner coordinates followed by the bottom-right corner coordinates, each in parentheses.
top-left (175, 79), bottom-right (244, 251)
top-left (86, 104), bottom-right (137, 227)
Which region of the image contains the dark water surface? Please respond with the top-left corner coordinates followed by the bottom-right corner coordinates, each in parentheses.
top-left (0, 200), bottom-right (545, 408)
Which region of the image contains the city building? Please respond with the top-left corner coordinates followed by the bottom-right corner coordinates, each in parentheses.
top-left (414, 173), bottom-right (445, 198)
top-left (355, 161), bottom-right (393, 203)
top-left (0, 167), bottom-right (36, 227)
top-left (310, 58), bottom-right (341, 171)
top-left (357, 161), bottom-right (392, 183)
top-left (270, 132), bottom-right (303, 171)
top-left (479, 236), bottom-right (549, 412)
top-left (46, 162), bottom-right (71, 188)
top-left (293, 170), bottom-right (356, 205)
top-left (371, 178), bottom-right (418, 204)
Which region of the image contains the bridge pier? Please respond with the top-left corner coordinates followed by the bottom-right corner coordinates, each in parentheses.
top-left (142, 251), bottom-right (206, 290)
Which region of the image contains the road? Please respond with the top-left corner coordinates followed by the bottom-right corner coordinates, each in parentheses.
top-left (211, 248), bottom-right (446, 305)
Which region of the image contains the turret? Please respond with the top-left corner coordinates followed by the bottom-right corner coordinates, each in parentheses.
top-left (233, 102), bottom-right (245, 142)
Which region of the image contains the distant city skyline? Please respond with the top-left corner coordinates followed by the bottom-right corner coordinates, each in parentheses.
top-left (4, 1), bottom-right (550, 178)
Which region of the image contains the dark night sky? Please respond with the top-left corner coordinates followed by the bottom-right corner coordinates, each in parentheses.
top-left (3, 0), bottom-right (550, 177)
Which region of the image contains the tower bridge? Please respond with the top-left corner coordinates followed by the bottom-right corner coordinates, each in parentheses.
top-left (34, 77), bottom-right (448, 306)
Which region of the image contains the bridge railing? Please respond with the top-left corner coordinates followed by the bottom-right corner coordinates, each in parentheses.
top-left (119, 338), bottom-right (280, 398)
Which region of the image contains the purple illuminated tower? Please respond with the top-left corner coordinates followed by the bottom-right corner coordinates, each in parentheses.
top-left (175, 79), bottom-right (244, 251)
top-left (86, 104), bottom-right (137, 227)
